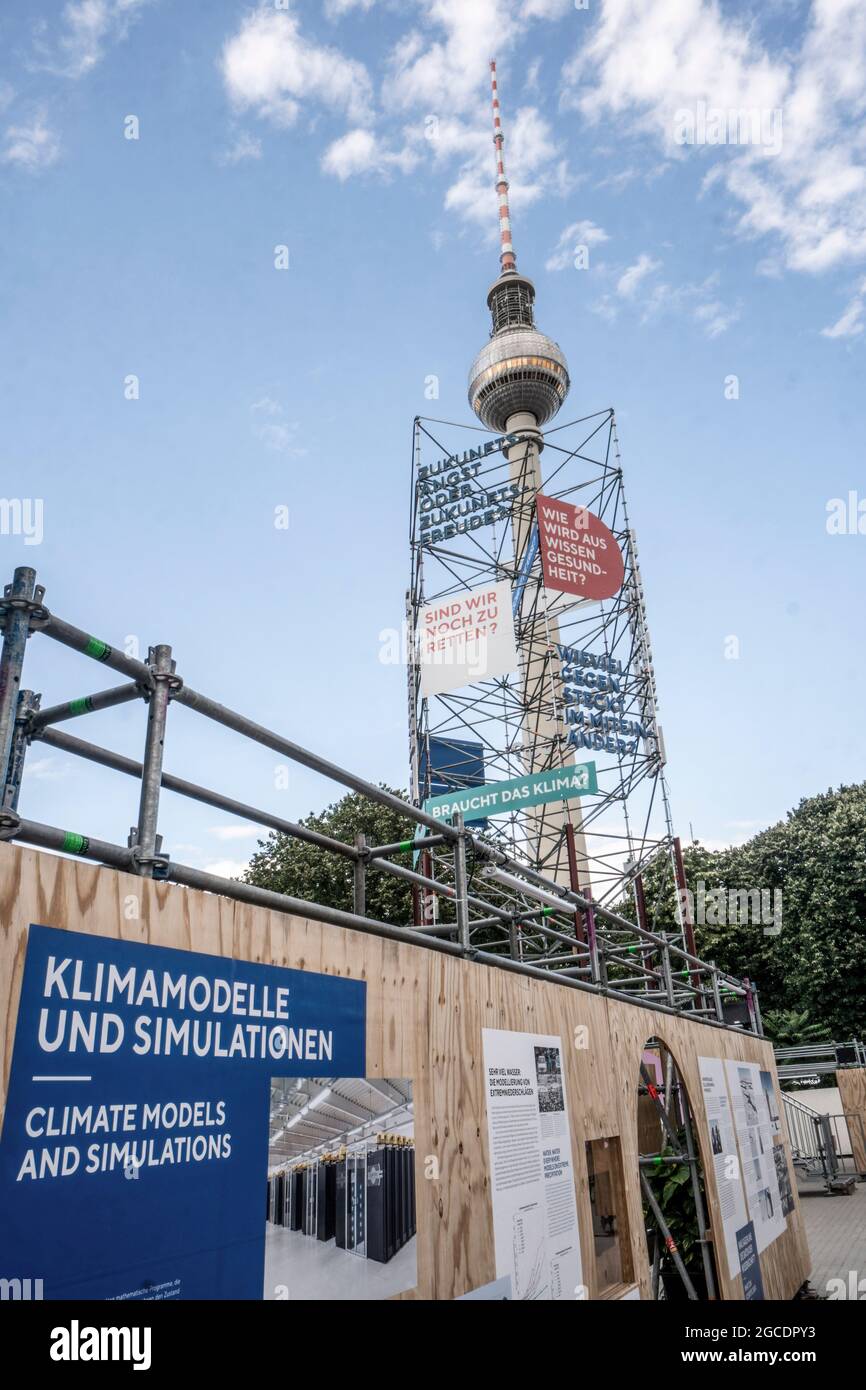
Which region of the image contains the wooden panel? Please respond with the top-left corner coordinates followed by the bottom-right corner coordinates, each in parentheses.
top-left (836, 1069), bottom-right (866, 1174)
top-left (0, 841), bottom-right (811, 1301)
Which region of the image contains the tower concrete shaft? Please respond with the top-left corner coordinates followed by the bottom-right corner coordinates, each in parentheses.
top-left (464, 64), bottom-right (593, 889)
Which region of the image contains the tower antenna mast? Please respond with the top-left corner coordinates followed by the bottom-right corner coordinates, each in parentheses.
top-left (490, 60), bottom-right (517, 277)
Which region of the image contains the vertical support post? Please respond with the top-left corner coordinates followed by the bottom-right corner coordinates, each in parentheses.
top-left (353, 832), bottom-right (367, 918)
top-left (751, 981), bottom-right (764, 1037)
top-left (662, 943), bottom-right (676, 1006)
top-left (679, 1081), bottom-right (718, 1300)
top-left (633, 869), bottom-right (649, 933)
top-left (672, 835), bottom-right (701, 1005)
top-left (710, 963), bottom-right (724, 1023)
top-left (564, 822), bottom-right (587, 948)
top-left (632, 866), bottom-right (655, 995)
top-left (509, 916), bottom-right (519, 960)
top-left (133, 644), bottom-right (173, 876)
top-left (452, 811), bottom-right (470, 951)
top-left (639, 1170), bottom-right (698, 1300)
top-left (0, 567), bottom-right (37, 801)
top-left (585, 892), bottom-right (602, 985)
top-left (4, 689), bottom-right (39, 811)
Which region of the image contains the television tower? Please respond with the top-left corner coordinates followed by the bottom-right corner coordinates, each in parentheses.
top-left (467, 61), bottom-right (587, 888)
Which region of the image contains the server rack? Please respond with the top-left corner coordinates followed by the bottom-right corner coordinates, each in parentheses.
top-left (366, 1139), bottom-right (416, 1265)
top-left (335, 1159), bottom-right (348, 1249)
top-left (316, 1159), bottom-right (337, 1242)
top-left (289, 1170), bottom-right (303, 1231)
top-left (351, 1152), bottom-right (366, 1257)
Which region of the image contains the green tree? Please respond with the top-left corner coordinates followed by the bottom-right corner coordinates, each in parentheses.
top-left (761, 1008), bottom-right (828, 1048)
top-left (621, 783), bottom-right (866, 1039)
top-left (243, 786), bottom-right (416, 925)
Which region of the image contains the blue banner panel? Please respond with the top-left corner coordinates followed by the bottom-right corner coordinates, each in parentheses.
top-left (0, 924), bottom-right (366, 1301)
top-left (419, 736), bottom-right (486, 797)
top-left (736, 1221), bottom-right (765, 1301)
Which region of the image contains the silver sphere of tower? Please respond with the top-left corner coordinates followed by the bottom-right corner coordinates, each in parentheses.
top-left (468, 271), bottom-right (570, 432)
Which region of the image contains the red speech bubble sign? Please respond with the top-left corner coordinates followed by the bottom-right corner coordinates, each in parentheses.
top-left (536, 494), bottom-right (624, 601)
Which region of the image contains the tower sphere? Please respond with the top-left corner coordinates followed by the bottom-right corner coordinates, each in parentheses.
top-left (469, 324), bottom-right (570, 432)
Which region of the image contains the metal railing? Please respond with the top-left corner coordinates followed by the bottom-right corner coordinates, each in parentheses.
top-left (774, 1039), bottom-right (866, 1083)
top-left (781, 1091), bottom-right (864, 1192)
top-left (0, 566), bottom-right (759, 1032)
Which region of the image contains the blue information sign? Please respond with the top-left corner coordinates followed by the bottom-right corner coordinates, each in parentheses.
top-left (0, 924), bottom-right (366, 1300)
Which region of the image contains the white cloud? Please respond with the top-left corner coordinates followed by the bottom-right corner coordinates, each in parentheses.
top-left (325, 0), bottom-right (378, 14)
top-left (821, 279), bottom-right (866, 338)
top-left (1, 114), bottom-right (60, 170)
top-left (321, 127), bottom-right (418, 181)
top-left (209, 824), bottom-right (260, 842)
top-left (24, 755), bottom-right (70, 780)
top-left (219, 131), bottom-right (262, 166)
top-left (250, 397), bottom-right (306, 455)
top-left (443, 105), bottom-right (571, 242)
top-left (203, 859), bottom-right (248, 880)
top-left (592, 259), bottom-right (739, 338)
top-left (221, 6), bottom-right (373, 128)
top-left (562, 0), bottom-right (866, 276)
top-left (693, 299), bottom-right (741, 339)
top-left (616, 252), bottom-right (661, 298)
top-left (384, 0), bottom-right (571, 117)
top-left (32, 0), bottom-right (153, 79)
top-left (545, 219), bottom-right (609, 271)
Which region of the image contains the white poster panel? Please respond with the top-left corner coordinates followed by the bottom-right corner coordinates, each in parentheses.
top-left (697, 1056), bottom-right (749, 1280)
top-left (725, 1060), bottom-right (787, 1253)
top-left (482, 1029), bottom-right (583, 1301)
top-left (417, 580), bottom-right (517, 698)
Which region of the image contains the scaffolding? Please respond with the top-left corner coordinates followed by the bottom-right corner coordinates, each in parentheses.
top-left (408, 409), bottom-right (700, 968)
top-left (0, 564), bottom-right (759, 1031)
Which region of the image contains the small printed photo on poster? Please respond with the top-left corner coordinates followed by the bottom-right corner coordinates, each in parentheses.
top-left (760, 1069), bottom-right (781, 1133)
top-left (534, 1046), bottom-right (565, 1114)
top-left (710, 1122), bottom-right (724, 1157)
top-left (737, 1066), bottom-right (761, 1126)
top-left (264, 1077), bottom-right (416, 1301)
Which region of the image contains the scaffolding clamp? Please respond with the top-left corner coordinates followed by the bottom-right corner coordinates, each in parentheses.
top-left (0, 584), bottom-right (48, 633)
top-left (128, 831), bottom-right (171, 881)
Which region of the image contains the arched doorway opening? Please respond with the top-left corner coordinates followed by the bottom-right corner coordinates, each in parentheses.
top-left (638, 1038), bottom-right (718, 1300)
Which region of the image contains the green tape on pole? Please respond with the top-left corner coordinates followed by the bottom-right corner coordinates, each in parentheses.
top-left (398, 840), bottom-right (413, 853)
top-left (62, 831), bottom-right (89, 856)
top-left (68, 697), bottom-right (92, 717)
top-left (84, 637), bottom-right (111, 662)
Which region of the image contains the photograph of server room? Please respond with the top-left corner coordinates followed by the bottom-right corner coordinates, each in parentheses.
top-left (264, 1078), bottom-right (417, 1300)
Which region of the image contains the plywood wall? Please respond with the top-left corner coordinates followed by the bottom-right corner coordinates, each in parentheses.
top-left (836, 1069), bottom-right (866, 1175)
top-left (0, 842), bottom-right (811, 1300)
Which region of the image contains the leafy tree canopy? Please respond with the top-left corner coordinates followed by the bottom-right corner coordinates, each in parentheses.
top-left (620, 783), bottom-right (866, 1040)
top-left (243, 786), bottom-right (416, 926)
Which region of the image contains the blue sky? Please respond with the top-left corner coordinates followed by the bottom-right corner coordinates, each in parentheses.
top-left (0, 0), bottom-right (863, 876)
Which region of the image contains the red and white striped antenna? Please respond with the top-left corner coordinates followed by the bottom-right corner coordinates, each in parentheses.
top-left (490, 60), bottom-right (517, 276)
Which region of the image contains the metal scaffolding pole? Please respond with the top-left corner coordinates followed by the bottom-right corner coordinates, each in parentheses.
top-left (640, 1169), bottom-right (698, 1300)
top-left (0, 567), bottom-right (38, 800)
top-left (36, 726), bottom-right (357, 861)
top-left (452, 812), bottom-right (470, 951)
top-left (132, 645), bottom-right (174, 877)
top-left (0, 568), bottom-right (758, 1036)
top-left (4, 689), bottom-right (38, 812)
top-left (30, 681), bottom-right (142, 732)
top-left (174, 683), bottom-right (457, 842)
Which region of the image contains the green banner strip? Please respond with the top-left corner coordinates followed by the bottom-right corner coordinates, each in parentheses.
top-left (424, 762), bottom-right (598, 824)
